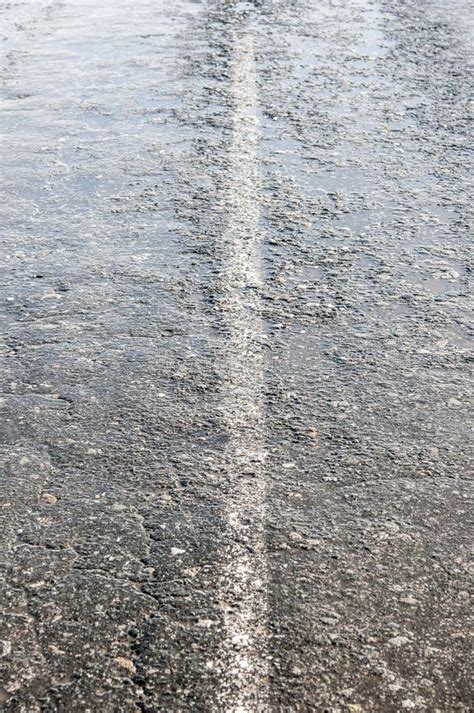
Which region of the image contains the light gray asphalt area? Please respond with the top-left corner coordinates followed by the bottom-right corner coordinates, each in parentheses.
top-left (0, 0), bottom-right (472, 711)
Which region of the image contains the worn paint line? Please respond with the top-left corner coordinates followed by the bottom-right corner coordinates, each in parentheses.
top-left (214, 31), bottom-right (269, 713)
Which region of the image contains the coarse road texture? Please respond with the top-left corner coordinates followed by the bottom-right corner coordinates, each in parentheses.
top-left (0, 0), bottom-right (472, 711)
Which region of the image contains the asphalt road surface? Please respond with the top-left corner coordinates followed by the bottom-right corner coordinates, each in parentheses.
top-left (0, 0), bottom-right (472, 710)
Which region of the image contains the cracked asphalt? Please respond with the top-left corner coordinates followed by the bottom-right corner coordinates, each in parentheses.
top-left (0, 0), bottom-right (472, 710)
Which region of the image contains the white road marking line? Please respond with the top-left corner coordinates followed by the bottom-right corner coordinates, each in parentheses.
top-left (214, 31), bottom-right (269, 713)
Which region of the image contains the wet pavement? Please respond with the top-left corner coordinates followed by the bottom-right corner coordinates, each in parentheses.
top-left (0, 0), bottom-right (472, 710)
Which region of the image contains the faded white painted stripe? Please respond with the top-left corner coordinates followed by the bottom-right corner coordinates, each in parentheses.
top-left (214, 32), bottom-right (269, 712)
